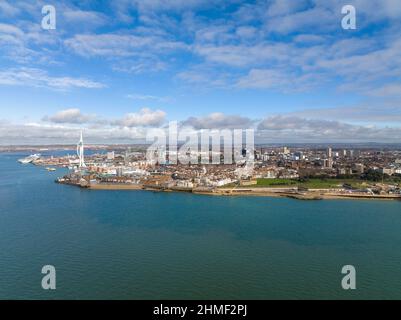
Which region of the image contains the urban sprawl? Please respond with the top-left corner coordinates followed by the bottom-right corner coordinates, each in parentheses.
top-left (15, 135), bottom-right (401, 201)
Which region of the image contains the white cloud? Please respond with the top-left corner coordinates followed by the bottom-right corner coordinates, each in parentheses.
top-left (292, 102), bottom-right (401, 123)
top-left (237, 69), bottom-right (288, 89)
top-left (0, 23), bottom-right (23, 36)
top-left (176, 65), bottom-right (232, 88)
top-left (193, 42), bottom-right (292, 67)
top-left (0, 21), bottom-right (59, 64)
top-left (237, 68), bottom-right (325, 92)
top-left (173, 0), bottom-right (401, 96)
top-left (65, 33), bottom-right (188, 58)
top-left (0, 0), bottom-right (19, 17)
top-left (0, 68), bottom-right (105, 90)
top-left (257, 115), bottom-right (401, 142)
top-left (63, 9), bottom-right (108, 26)
top-left (43, 109), bottom-right (97, 124)
top-left (112, 59), bottom-right (167, 74)
top-left (294, 34), bottom-right (325, 44)
top-left (123, 0), bottom-right (215, 13)
top-left (182, 112), bottom-right (254, 129)
top-left (113, 108), bottom-right (166, 127)
top-left (0, 121), bottom-right (150, 145)
top-left (126, 93), bottom-right (172, 103)
top-left (3, 104), bottom-right (401, 144)
top-left (235, 26), bottom-right (258, 39)
top-left (369, 84), bottom-right (401, 97)
top-left (265, 6), bottom-right (337, 34)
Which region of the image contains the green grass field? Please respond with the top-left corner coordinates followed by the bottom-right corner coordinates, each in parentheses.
top-left (255, 178), bottom-right (366, 189)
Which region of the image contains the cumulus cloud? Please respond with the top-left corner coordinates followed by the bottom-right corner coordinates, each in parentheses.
top-left (292, 102), bottom-right (401, 123)
top-left (45, 107), bottom-right (168, 127)
top-left (0, 122), bottom-right (150, 145)
top-left (113, 108), bottom-right (166, 127)
top-left (182, 113), bottom-right (254, 129)
top-left (43, 109), bottom-right (97, 124)
top-left (258, 115), bottom-right (344, 131)
top-left (2, 109), bottom-right (401, 144)
top-left (257, 115), bottom-right (401, 142)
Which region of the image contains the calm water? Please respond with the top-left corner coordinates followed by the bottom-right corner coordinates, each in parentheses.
top-left (1, 152), bottom-right (401, 300)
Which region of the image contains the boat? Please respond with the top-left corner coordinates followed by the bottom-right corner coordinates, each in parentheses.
top-left (18, 154), bottom-right (41, 164)
top-left (46, 167), bottom-right (56, 172)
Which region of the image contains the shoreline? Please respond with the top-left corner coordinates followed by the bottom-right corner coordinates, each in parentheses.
top-left (58, 181), bottom-right (401, 201)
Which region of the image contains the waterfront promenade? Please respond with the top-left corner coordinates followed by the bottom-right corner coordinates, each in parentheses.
top-left (57, 178), bottom-right (401, 201)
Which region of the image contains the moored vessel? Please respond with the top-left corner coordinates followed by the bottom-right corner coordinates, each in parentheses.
top-left (18, 154), bottom-right (41, 164)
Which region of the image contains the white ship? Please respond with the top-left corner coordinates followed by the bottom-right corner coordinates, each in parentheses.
top-left (18, 154), bottom-right (41, 164)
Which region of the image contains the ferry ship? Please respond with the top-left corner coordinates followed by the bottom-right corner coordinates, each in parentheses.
top-left (18, 154), bottom-right (41, 164)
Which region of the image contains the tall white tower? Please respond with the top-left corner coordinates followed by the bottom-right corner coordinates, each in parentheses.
top-left (77, 130), bottom-right (86, 168)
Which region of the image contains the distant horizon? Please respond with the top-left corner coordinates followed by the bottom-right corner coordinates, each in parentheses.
top-left (2, 142), bottom-right (401, 149)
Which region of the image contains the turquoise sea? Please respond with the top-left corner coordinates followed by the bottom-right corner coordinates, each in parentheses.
top-left (1, 152), bottom-right (401, 299)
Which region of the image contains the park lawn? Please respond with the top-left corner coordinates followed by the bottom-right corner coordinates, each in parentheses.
top-left (255, 178), bottom-right (298, 187)
top-left (255, 178), bottom-right (366, 189)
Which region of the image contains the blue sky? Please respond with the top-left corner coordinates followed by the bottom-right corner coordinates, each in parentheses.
top-left (0, 0), bottom-right (401, 144)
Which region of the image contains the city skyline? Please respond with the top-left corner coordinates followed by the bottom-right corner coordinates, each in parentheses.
top-left (1, 0), bottom-right (401, 144)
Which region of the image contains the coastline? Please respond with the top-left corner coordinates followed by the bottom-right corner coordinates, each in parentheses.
top-left (217, 188), bottom-right (401, 200)
top-left (59, 181), bottom-right (401, 201)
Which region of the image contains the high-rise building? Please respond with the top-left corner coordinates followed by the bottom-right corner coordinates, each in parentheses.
top-left (324, 158), bottom-right (333, 168)
top-left (354, 163), bottom-right (365, 173)
top-left (283, 147), bottom-right (290, 155)
top-left (327, 147), bottom-right (332, 159)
